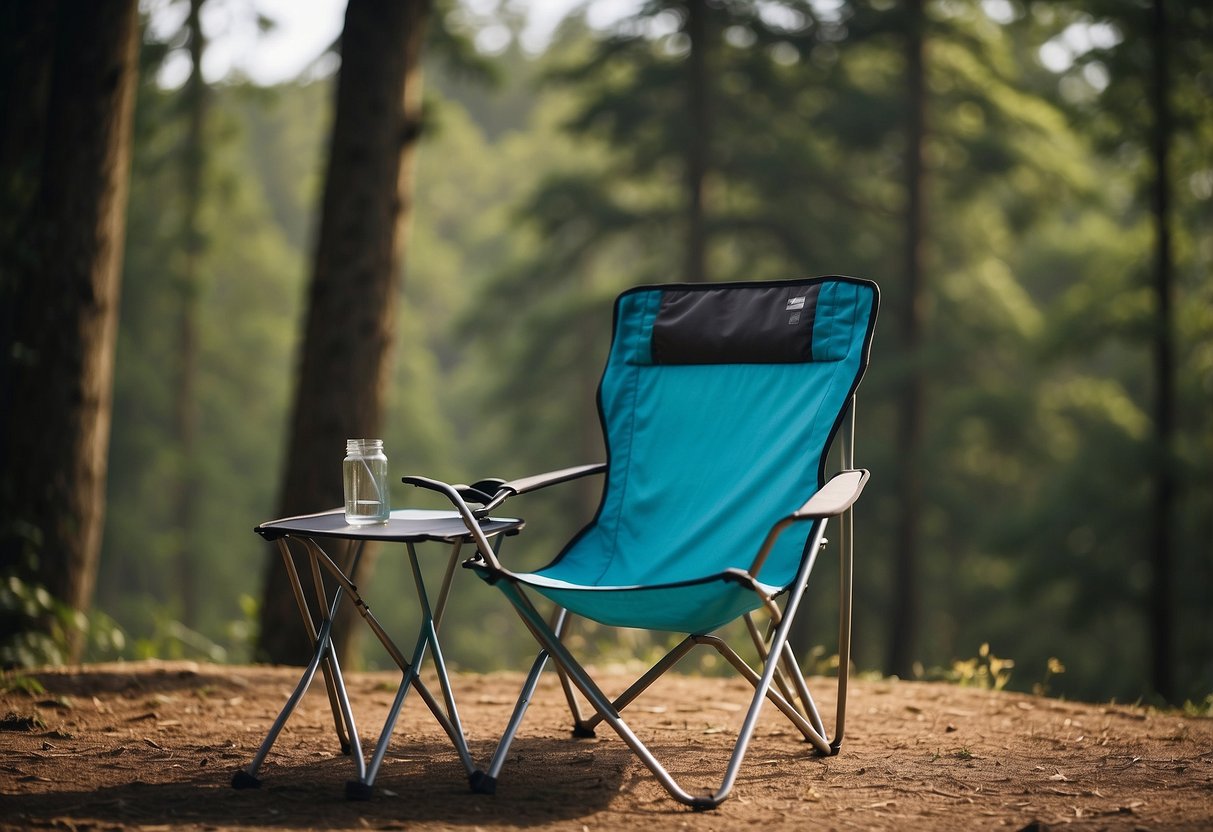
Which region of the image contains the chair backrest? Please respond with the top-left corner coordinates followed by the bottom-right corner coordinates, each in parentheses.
top-left (552, 277), bottom-right (878, 590)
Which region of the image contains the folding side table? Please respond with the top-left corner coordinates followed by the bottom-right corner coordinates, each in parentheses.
top-left (231, 508), bottom-right (523, 799)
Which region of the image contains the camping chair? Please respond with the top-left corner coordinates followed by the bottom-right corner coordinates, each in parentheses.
top-left (407, 276), bottom-right (878, 809)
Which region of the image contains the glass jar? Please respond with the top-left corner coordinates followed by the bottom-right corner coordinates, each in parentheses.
top-left (343, 439), bottom-right (390, 525)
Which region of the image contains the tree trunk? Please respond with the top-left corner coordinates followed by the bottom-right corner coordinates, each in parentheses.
top-left (684, 0), bottom-right (710, 283)
top-left (256, 0), bottom-right (431, 665)
top-left (888, 0), bottom-right (926, 679)
top-left (1148, 0), bottom-right (1174, 703)
top-left (174, 0), bottom-right (207, 629)
top-left (0, 0), bottom-right (140, 661)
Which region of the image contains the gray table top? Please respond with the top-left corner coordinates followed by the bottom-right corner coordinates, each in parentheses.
top-left (255, 508), bottom-right (523, 543)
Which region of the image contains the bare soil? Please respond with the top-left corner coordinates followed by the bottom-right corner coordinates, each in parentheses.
top-left (2, 660), bottom-right (1211, 831)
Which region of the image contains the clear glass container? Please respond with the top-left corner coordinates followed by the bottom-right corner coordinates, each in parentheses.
top-left (343, 439), bottom-right (390, 525)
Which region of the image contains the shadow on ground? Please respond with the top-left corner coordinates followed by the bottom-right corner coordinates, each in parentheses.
top-left (3, 736), bottom-right (629, 828)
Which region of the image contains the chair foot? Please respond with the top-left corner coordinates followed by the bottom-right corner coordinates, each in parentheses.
top-left (571, 723), bottom-right (596, 739)
top-left (340, 740), bottom-right (352, 756)
top-left (690, 795), bottom-right (720, 812)
top-left (469, 769), bottom-right (497, 794)
top-left (345, 779), bottom-right (374, 801)
top-left (231, 769), bottom-right (261, 790)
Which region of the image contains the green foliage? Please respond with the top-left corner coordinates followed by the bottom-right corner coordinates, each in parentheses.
top-left (0, 576), bottom-right (126, 668)
top-left (1182, 694), bottom-right (1213, 719)
top-left (1034, 656), bottom-right (1067, 698)
top-left (0, 671), bottom-right (46, 696)
top-left (922, 643), bottom-right (1015, 692)
top-left (89, 0), bottom-right (1212, 708)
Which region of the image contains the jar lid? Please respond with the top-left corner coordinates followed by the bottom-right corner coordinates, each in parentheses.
top-left (346, 438), bottom-right (384, 452)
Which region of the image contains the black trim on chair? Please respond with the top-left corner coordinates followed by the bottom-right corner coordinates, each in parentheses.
top-left (651, 284), bottom-right (821, 365)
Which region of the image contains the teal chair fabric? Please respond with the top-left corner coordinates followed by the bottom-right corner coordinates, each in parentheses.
top-left (410, 275), bottom-right (879, 808)
top-left (505, 277), bottom-right (877, 633)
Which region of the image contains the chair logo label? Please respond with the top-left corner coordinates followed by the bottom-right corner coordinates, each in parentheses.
top-left (787, 295), bottom-right (807, 325)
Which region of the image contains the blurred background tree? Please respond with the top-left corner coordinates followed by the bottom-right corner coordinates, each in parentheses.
top-left (1, 0), bottom-right (142, 665)
top-left (5, 0), bottom-right (1209, 706)
top-left (255, 0), bottom-right (434, 666)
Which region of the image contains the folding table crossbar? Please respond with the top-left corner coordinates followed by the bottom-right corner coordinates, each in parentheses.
top-left (232, 508), bottom-right (523, 799)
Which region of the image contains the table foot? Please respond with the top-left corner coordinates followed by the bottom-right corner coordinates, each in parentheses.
top-left (468, 769), bottom-right (496, 795)
top-left (231, 769), bottom-right (262, 789)
top-left (345, 779), bottom-right (374, 801)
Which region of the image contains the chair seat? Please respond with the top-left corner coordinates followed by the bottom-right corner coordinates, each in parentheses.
top-left (475, 562), bottom-right (781, 634)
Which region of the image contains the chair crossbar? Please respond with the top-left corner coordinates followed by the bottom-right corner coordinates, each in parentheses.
top-left (742, 612), bottom-right (829, 739)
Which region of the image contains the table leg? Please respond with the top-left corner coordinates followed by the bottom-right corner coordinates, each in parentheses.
top-left (233, 538), bottom-right (368, 789)
top-left (306, 539), bottom-right (366, 755)
top-left (305, 539), bottom-right (367, 767)
top-left (347, 540), bottom-right (477, 797)
top-left (239, 526), bottom-right (512, 798)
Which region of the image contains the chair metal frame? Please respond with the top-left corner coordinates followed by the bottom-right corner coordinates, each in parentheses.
top-left (406, 276), bottom-right (877, 809)
top-left (405, 404), bottom-right (865, 809)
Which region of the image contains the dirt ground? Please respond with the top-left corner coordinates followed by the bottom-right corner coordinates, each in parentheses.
top-left (2, 660), bottom-right (1211, 831)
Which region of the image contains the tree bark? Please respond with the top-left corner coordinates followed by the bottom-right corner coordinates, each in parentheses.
top-left (887, 0), bottom-right (926, 680)
top-left (174, 0), bottom-right (207, 629)
top-left (1148, 0), bottom-right (1174, 703)
top-left (0, 0), bottom-right (140, 661)
top-left (256, 0), bottom-right (431, 665)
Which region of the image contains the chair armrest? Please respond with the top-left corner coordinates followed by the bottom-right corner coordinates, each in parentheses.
top-left (445, 463), bottom-right (606, 516)
top-left (402, 475), bottom-right (506, 569)
top-left (500, 463), bottom-right (606, 498)
top-left (793, 469), bottom-right (869, 519)
top-left (404, 464), bottom-right (605, 571)
top-left (746, 469), bottom-right (870, 580)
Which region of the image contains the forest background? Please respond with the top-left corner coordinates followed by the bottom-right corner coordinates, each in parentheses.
top-left (1, 0), bottom-right (1210, 710)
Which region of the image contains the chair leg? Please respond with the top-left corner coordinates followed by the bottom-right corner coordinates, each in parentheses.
top-left (710, 522), bottom-right (830, 804)
top-left (544, 609), bottom-right (598, 736)
top-left (494, 523), bottom-right (829, 809)
top-left (694, 634), bottom-right (832, 755)
top-left (496, 580), bottom-right (713, 807)
top-left (475, 605), bottom-right (587, 793)
top-left (477, 515), bottom-right (845, 809)
top-left (508, 595), bottom-right (598, 736)
top-left (831, 503), bottom-right (855, 753)
top-left (744, 613), bottom-right (817, 731)
top-left (474, 646), bottom-right (550, 793)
